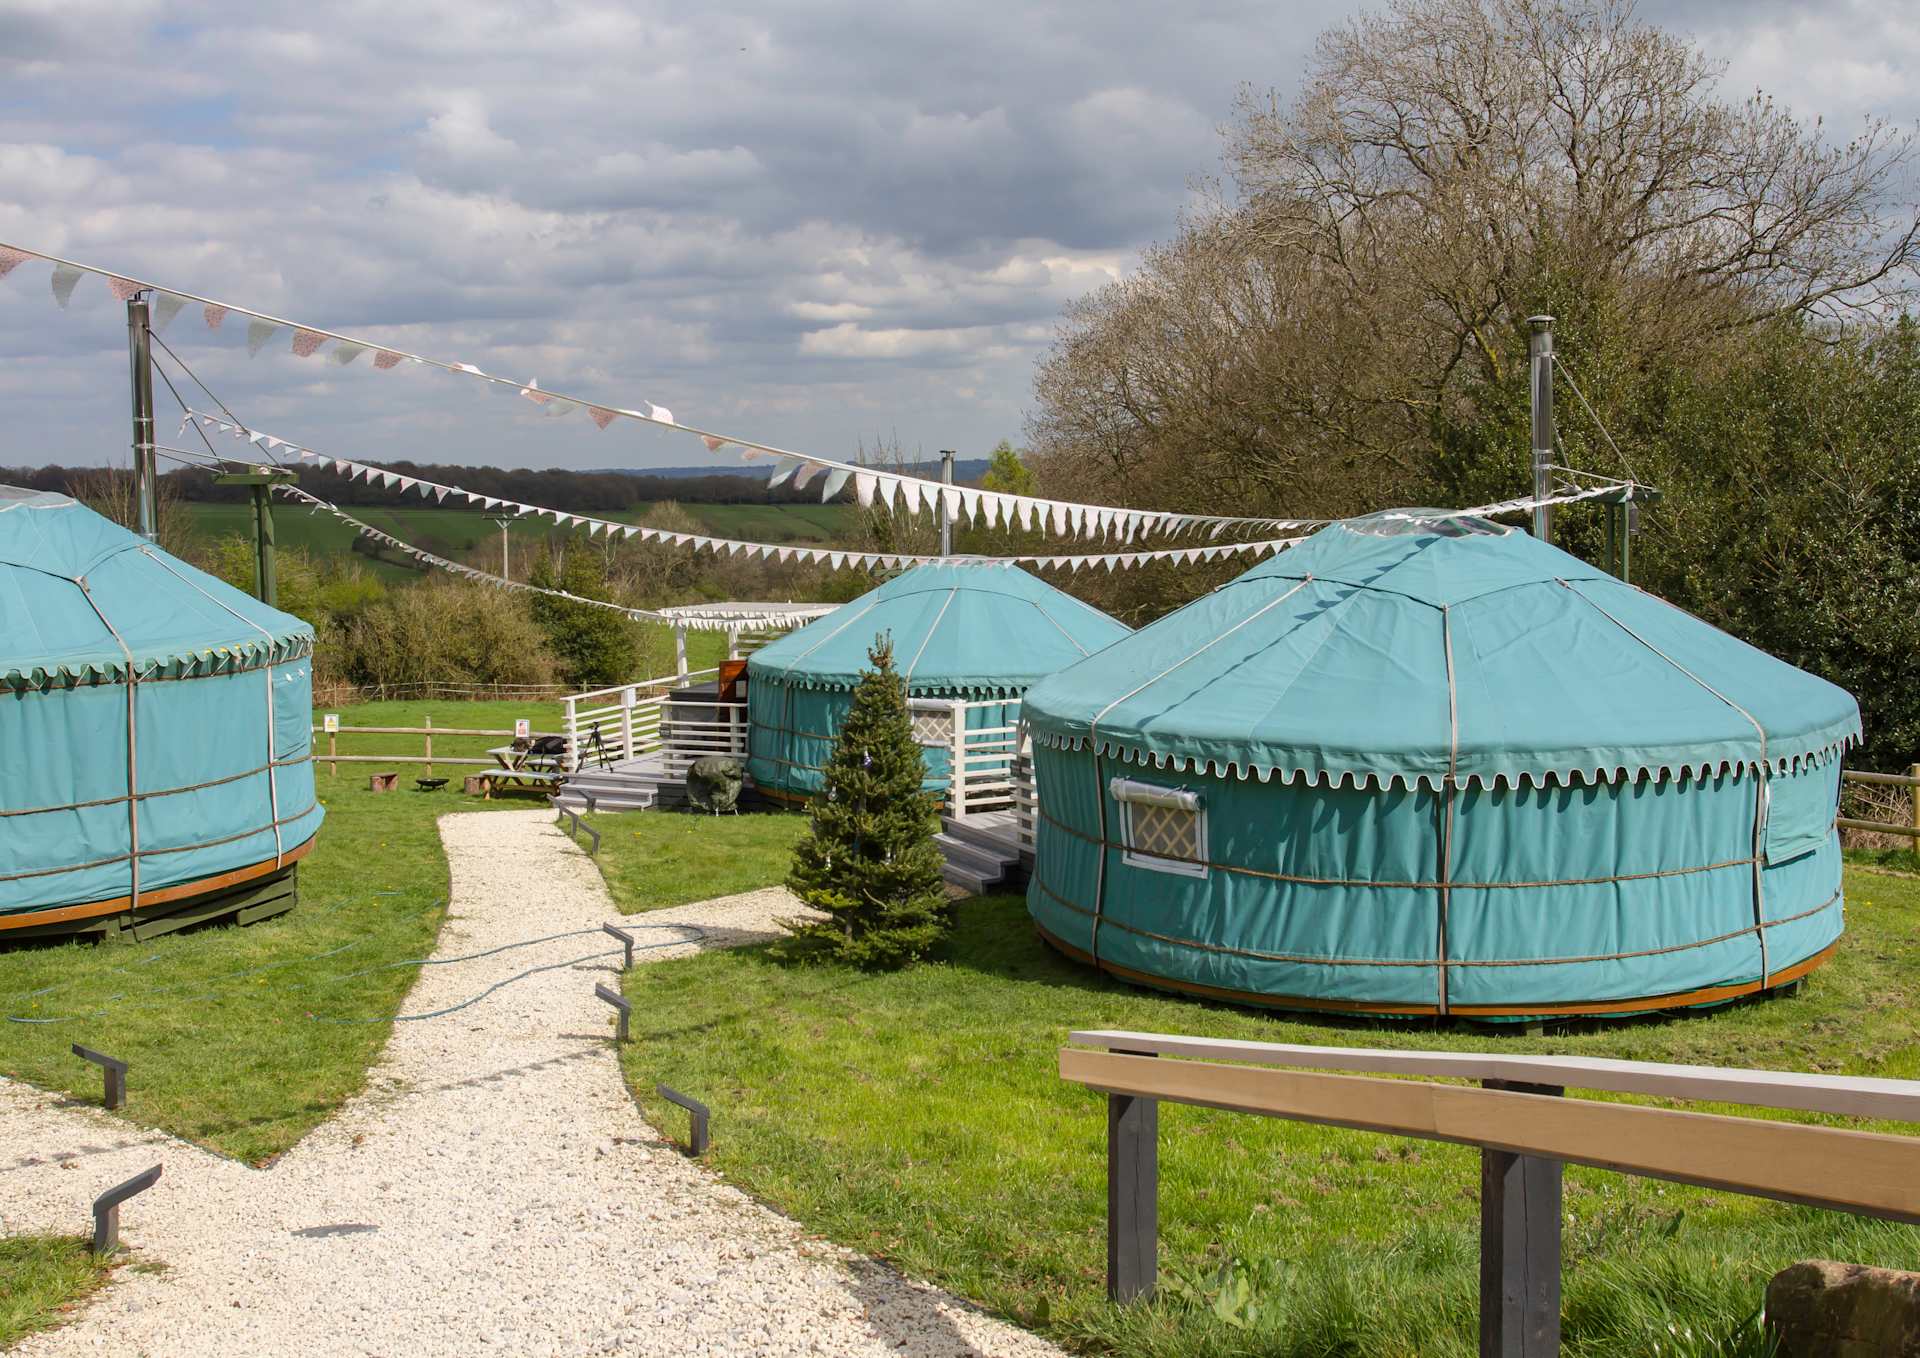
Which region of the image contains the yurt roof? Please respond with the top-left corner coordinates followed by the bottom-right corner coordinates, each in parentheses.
top-left (1022, 510), bottom-right (1861, 790)
top-left (746, 562), bottom-right (1131, 695)
top-left (0, 486), bottom-right (314, 685)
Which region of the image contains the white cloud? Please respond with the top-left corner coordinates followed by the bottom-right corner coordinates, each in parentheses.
top-left (1, 0), bottom-right (1910, 474)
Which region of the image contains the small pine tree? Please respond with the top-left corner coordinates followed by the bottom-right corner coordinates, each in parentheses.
top-left (786, 636), bottom-right (951, 967)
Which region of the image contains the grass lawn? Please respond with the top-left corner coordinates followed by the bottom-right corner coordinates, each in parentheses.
top-left (0, 1235), bottom-right (117, 1349)
top-left (589, 807), bottom-right (808, 913)
top-left (0, 701), bottom-right (548, 1164)
top-left (619, 868), bottom-right (1920, 1357)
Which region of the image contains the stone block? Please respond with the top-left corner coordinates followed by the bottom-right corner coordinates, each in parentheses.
top-left (1767, 1260), bottom-right (1920, 1357)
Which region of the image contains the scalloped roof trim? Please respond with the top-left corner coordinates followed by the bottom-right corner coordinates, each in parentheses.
top-left (1, 632), bottom-right (313, 689)
top-left (753, 672), bottom-right (1027, 699)
top-left (1032, 728), bottom-right (1859, 792)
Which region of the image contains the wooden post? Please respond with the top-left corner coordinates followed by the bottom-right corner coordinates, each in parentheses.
top-left (563, 695), bottom-right (579, 773)
top-left (1108, 1052), bottom-right (1158, 1303)
top-left (620, 686), bottom-right (635, 763)
top-left (328, 728), bottom-right (337, 778)
top-left (424, 713), bottom-right (433, 778)
top-left (948, 702), bottom-right (968, 819)
top-left (1910, 763), bottom-right (1919, 869)
top-left (674, 625), bottom-right (689, 680)
top-left (1479, 1080), bottom-right (1563, 1357)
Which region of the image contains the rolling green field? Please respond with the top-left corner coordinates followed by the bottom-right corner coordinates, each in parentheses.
top-left (181, 500), bottom-right (859, 577)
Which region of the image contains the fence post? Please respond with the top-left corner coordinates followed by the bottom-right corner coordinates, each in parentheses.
top-left (949, 701), bottom-right (968, 820)
top-left (328, 727), bottom-right (337, 778)
top-left (674, 625), bottom-right (689, 680)
top-left (1479, 1080), bottom-right (1564, 1357)
top-left (1108, 1050), bottom-right (1158, 1303)
top-left (621, 686), bottom-right (635, 763)
top-left (424, 713), bottom-right (433, 778)
top-left (563, 695), bottom-right (579, 773)
top-left (1911, 763), bottom-right (1919, 868)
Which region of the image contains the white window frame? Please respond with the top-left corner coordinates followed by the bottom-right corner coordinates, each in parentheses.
top-left (908, 698), bottom-right (955, 750)
top-left (1109, 777), bottom-right (1208, 879)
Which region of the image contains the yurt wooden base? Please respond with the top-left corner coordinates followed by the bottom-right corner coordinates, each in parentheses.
top-left (0, 837), bottom-right (315, 944)
top-left (1031, 920), bottom-right (1836, 1023)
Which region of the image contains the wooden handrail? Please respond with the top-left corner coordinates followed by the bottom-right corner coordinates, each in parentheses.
top-left (1060, 1048), bottom-right (1920, 1222)
top-left (1059, 1032), bottom-right (1920, 1353)
top-left (1067, 1030), bottom-right (1920, 1122)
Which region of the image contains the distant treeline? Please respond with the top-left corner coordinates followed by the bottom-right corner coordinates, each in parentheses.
top-left (0, 462), bottom-right (826, 512)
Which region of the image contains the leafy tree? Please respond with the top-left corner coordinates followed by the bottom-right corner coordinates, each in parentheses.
top-left (785, 637), bottom-right (950, 967)
top-left (526, 544), bottom-right (640, 687)
top-left (980, 440), bottom-right (1034, 496)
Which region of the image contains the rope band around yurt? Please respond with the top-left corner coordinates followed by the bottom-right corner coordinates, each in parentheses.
top-left (1028, 872), bottom-right (1840, 972)
top-left (0, 754), bottom-right (315, 820)
top-left (0, 805), bottom-right (320, 886)
top-left (1031, 804), bottom-right (1765, 890)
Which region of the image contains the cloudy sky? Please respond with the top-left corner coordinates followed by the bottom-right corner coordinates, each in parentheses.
top-left (1, 0), bottom-right (1915, 475)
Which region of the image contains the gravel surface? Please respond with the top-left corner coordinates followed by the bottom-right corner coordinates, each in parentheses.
top-left (0, 810), bottom-right (1063, 1358)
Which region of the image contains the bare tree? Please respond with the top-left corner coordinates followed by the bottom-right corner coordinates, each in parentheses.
top-left (66, 465), bottom-right (197, 559)
top-left (1029, 0), bottom-right (1920, 529)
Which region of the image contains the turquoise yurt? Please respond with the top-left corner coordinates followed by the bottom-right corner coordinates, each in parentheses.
top-left (747, 562), bottom-right (1130, 801)
top-left (1022, 510), bottom-right (1860, 1019)
top-left (1, 487), bottom-right (323, 940)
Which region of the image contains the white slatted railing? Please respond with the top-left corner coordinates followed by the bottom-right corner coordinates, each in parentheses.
top-left (560, 667), bottom-right (720, 771)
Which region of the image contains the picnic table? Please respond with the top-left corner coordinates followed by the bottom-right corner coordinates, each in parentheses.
top-left (476, 739), bottom-right (566, 799)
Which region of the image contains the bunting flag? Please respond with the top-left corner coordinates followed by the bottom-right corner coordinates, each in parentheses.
top-left (192, 413), bottom-right (1307, 576)
top-left (151, 291), bottom-right (188, 332)
top-left (0, 245), bottom-right (29, 279)
top-left (246, 318), bottom-right (282, 356)
top-left (49, 263), bottom-right (85, 308)
top-left (292, 328), bottom-right (328, 357)
top-left (4, 240), bottom-right (1654, 549)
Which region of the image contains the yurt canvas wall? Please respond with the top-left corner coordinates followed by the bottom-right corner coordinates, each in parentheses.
top-left (1021, 512), bottom-right (1859, 1019)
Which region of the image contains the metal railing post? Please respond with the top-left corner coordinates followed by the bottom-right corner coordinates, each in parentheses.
top-left (73, 1044), bottom-right (128, 1109)
top-left (92, 1164), bottom-right (162, 1254)
top-left (658, 1084), bottom-right (711, 1156)
top-left (1108, 1051), bottom-right (1158, 1303)
top-left (1479, 1080), bottom-right (1564, 1357)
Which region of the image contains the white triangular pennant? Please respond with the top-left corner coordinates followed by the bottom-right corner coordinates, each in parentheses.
top-left (246, 318), bottom-right (283, 355)
top-left (152, 292), bottom-right (189, 332)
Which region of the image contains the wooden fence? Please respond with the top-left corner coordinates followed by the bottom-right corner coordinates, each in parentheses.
top-left (309, 716), bottom-right (562, 777)
top-left (1062, 1029), bottom-right (1920, 1356)
top-left (1839, 766), bottom-right (1920, 844)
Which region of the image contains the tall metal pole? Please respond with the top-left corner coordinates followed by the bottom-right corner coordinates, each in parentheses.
top-left (1528, 316), bottom-right (1554, 543)
top-left (126, 297), bottom-right (158, 542)
top-left (938, 449), bottom-right (956, 556)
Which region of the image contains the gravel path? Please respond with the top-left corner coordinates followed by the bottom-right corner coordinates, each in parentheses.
top-left (0, 810), bottom-right (1063, 1358)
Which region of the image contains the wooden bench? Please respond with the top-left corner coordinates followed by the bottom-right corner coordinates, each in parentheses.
top-left (470, 767), bottom-right (562, 799)
top-left (1060, 1029), bottom-right (1920, 1356)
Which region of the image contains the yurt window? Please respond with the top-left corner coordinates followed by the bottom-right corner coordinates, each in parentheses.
top-left (1109, 778), bottom-right (1207, 878)
top-left (909, 699), bottom-right (955, 749)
